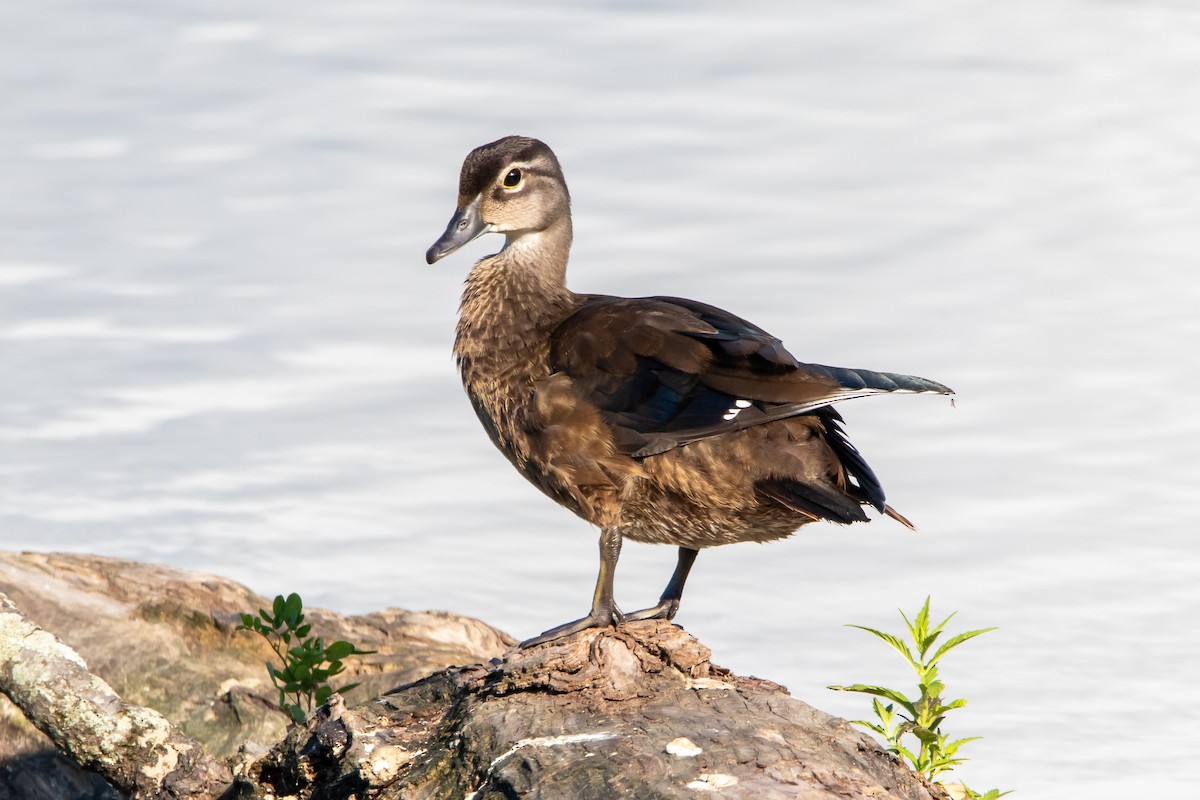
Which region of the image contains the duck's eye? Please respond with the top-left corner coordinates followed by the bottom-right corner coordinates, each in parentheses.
top-left (502, 168), bottom-right (522, 188)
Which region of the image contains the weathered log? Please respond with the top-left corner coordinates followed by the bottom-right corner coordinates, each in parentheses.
top-left (0, 592), bottom-right (232, 799)
top-left (0, 551), bottom-right (514, 799)
top-left (1, 552), bottom-right (950, 799)
top-left (239, 620), bottom-right (950, 800)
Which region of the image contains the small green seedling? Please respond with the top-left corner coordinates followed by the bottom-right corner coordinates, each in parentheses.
top-left (237, 592), bottom-right (375, 724)
top-left (829, 597), bottom-right (1009, 800)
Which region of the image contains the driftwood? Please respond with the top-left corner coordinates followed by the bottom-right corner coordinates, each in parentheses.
top-left (0, 551), bottom-right (513, 799)
top-left (0, 592), bottom-right (231, 798)
top-left (0, 552), bottom-right (948, 799)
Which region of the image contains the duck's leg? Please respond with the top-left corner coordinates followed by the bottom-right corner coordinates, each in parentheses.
top-left (625, 546), bottom-right (698, 622)
top-left (522, 527), bottom-right (625, 647)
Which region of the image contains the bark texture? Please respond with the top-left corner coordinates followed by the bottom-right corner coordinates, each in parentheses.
top-left (0, 551), bottom-right (514, 799)
top-left (0, 592), bottom-right (232, 799)
top-left (1, 552), bottom-right (951, 799)
top-left (240, 620), bottom-right (949, 800)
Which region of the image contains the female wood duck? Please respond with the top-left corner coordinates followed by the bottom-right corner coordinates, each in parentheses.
top-left (426, 136), bottom-right (952, 646)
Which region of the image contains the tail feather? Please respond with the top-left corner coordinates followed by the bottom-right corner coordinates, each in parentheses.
top-left (755, 413), bottom-right (922, 530)
top-left (819, 409), bottom-right (886, 513)
top-left (804, 363), bottom-right (954, 396)
top-left (756, 478), bottom-right (870, 526)
top-left (884, 504), bottom-right (917, 531)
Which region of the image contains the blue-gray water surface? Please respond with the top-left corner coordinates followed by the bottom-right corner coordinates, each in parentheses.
top-left (2, 2), bottom-right (1198, 795)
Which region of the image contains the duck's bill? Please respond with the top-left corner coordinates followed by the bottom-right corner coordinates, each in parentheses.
top-left (425, 195), bottom-right (491, 264)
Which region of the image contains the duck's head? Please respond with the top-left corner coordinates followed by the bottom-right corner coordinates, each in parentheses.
top-left (426, 136), bottom-right (571, 265)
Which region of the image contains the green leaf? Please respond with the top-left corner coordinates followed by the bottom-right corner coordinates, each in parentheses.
top-left (929, 627), bottom-right (998, 665)
top-left (941, 735), bottom-right (982, 758)
top-left (850, 720), bottom-right (887, 736)
top-left (283, 703), bottom-right (305, 723)
top-left (296, 624), bottom-right (311, 639)
top-left (899, 599), bottom-right (926, 643)
top-left (927, 608), bottom-right (957, 639)
top-left (325, 640), bottom-right (356, 661)
top-left (918, 631), bottom-right (943, 659)
top-left (971, 789), bottom-right (1012, 800)
top-left (830, 684), bottom-right (916, 716)
top-left (845, 625), bottom-right (918, 669)
top-left (892, 744), bottom-right (918, 767)
top-left (283, 593), bottom-right (303, 627)
top-left (871, 697), bottom-right (894, 726)
top-left (315, 685), bottom-right (333, 705)
top-left (911, 726), bottom-right (940, 745)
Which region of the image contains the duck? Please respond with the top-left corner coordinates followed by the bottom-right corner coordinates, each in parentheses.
top-left (425, 135), bottom-right (952, 646)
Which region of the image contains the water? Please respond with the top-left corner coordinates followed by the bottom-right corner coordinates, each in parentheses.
top-left (2, 1), bottom-right (1198, 795)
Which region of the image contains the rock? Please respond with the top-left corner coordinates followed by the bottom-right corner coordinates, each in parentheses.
top-left (0, 552), bottom-right (949, 800)
top-left (0, 551), bottom-right (514, 799)
top-left (239, 620), bottom-right (949, 800)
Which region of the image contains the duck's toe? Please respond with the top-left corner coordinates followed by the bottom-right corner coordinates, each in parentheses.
top-left (521, 603), bottom-right (625, 648)
top-left (623, 598), bottom-right (681, 622)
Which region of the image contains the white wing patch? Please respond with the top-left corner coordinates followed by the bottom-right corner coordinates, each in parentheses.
top-left (721, 399), bottom-right (753, 421)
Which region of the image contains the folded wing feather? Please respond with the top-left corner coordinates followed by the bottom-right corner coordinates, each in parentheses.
top-left (549, 295), bottom-right (952, 459)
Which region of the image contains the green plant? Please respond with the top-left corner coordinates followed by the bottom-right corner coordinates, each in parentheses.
top-left (829, 597), bottom-right (1008, 800)
top-left (237, 592), bottom-right (375, 724)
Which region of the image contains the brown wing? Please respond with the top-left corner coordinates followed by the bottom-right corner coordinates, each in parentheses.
top-left (548, 295), bottom-right (952, 516)
top-left (549, 294), bottom-right (951, 460)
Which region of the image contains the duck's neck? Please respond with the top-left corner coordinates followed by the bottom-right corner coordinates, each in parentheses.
top-left (499, 212), bottom-right (573, 287)
top-left (454, 217), bottom-right (579, 386)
